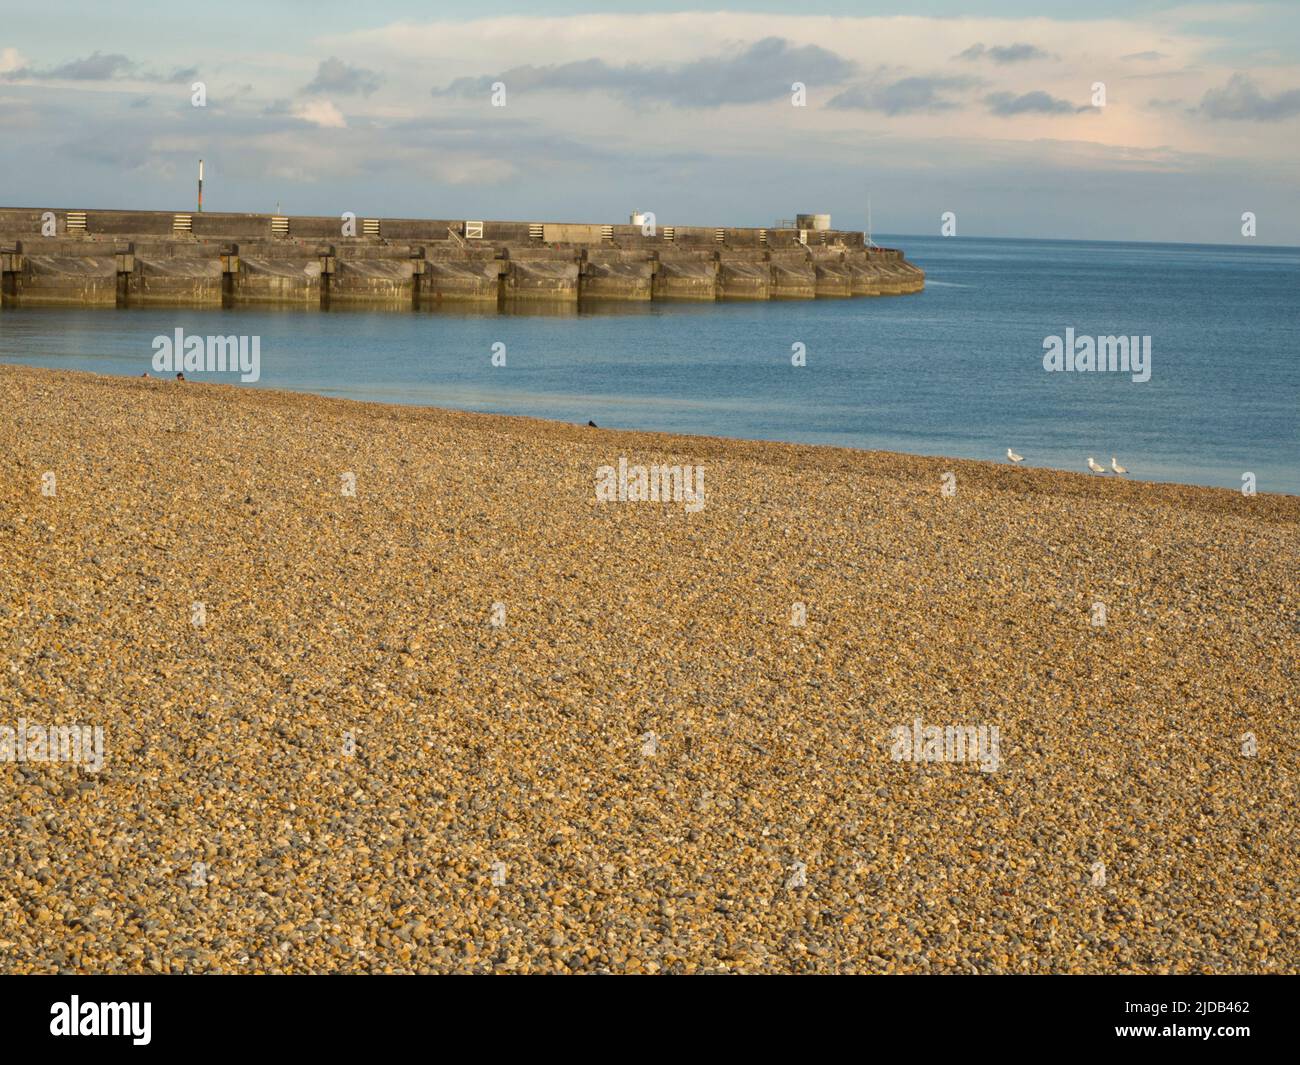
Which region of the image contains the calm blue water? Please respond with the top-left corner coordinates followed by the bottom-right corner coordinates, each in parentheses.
top-left (2, 235), bottom-right (1297, 493)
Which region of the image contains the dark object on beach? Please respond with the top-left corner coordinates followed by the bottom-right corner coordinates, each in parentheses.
top-left (587, 420), bottom-right (598, 427)
top-left (139, 372), bottom-right (149, 378)
top-left (176, 372), bottom-right (185, 381)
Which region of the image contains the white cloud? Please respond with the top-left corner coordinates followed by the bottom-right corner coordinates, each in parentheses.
top-left (0, 47), bottom-right (29, 74)
top-left (292, 99), bottom-right (347, 128)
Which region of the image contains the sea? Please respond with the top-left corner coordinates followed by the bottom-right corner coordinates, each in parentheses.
top-left (2, 235), bottom-right (1296, 493)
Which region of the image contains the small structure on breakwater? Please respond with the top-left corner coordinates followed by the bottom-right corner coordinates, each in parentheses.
top-left (0, 208), bottom-right (924, 309)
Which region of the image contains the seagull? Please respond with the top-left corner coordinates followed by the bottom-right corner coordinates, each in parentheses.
top-left (1006, 448), bottom-right (1023, 463)
top-left (587, 420), bottom-right (598, 428)
top-left (1087, 457), bottom-right (1106, 473)
top-left (1110, 456), bottom-right (1128, 475)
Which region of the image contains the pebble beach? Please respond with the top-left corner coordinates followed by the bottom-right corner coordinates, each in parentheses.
top-left (1, 362), bottom-right (1295, 974)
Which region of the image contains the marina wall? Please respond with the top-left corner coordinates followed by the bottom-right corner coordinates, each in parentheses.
top-left (0, 209), bottom-right (924, 308)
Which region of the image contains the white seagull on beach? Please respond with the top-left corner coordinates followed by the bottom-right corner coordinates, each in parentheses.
top-left (1110, 456), bottom-right (1128, 475)
top-left (1087, 457), bottom-right (1106, 474)
top-left (1006, 448), bottom-right (1024, 463)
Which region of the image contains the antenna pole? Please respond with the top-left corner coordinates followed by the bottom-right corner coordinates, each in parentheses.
top-left (197, 159), bottom-right (204, 213)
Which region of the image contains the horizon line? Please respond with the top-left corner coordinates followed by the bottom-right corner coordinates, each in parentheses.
top-left (1, 204), bottom-right (1294, 252)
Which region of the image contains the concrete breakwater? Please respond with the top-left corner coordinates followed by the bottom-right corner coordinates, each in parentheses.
top-left (0, 208), bottom-right (924, 309)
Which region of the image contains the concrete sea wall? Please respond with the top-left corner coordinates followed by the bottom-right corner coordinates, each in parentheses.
top-left (0, 208), bottom-right (924, 309)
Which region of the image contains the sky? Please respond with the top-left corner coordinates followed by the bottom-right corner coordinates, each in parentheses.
top-left (1, 1), bottom-right (1297, 243)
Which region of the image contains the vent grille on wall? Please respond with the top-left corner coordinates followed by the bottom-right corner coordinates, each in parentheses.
top-left (362, 218), bottom-right (381, 237)
top-left (66, 211), bottom-right (87, 233)
top-left (662, 227), bottom-right (675, 242)
top-left (271, 216), bottom-right (290, 235)
top-left (528, 223), bottom-right (544, 240)
top-left (600, 224), bottom-right (613, 240)
top-left (173, 214), bottom-right (192, 233)
top-left (714, 228), bottom-right (725, 243)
